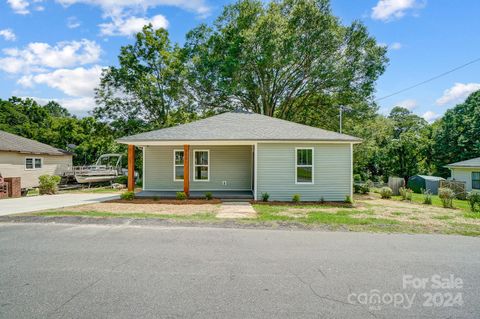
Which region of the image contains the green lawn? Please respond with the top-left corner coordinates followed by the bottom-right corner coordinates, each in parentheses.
top-left (252, 199), bottom-right (480, 236)
top-left (252, 205), bottom-right (403, 231)
top-left (392, 193), bottom-right (471, 212)
top-left (22, 196), bottom-right (480, 237)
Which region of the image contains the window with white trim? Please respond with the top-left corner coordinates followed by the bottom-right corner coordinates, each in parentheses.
top-left (194, 150), bottom-right (209, 181)
top-left (25, 157), bottom-right (42, 170)
top-left (295, 148), bottom-right (313, 184)
top-left (473, 172), bottom-right (480, 190)
top-left (173, 150), bottom-right (184, 181)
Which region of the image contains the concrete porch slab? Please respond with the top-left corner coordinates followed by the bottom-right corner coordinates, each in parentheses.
top-left (216, 202), bottom-right (256, 219)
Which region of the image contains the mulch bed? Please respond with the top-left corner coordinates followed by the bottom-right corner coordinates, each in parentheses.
top-left (251, 201), bottom-right (354, 208)
top-left (106, 198), bottom-right (222, 205)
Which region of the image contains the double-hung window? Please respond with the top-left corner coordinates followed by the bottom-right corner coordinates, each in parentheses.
top-left (173, 150), bottom-right (184, 181)
top-left (473, 172), bottom-right (480, 190)
top-left (194, 150), bottom-right (209, 181)
top-left (25, 157), bottom-right (42, 170)
top-left (295, 148), bottom-right (313, 184)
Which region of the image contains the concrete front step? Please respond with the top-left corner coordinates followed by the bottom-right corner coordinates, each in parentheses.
top-left (216, 202), bottom-right (256, 219)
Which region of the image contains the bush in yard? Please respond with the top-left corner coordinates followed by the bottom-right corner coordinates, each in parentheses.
top-left (438, 188), bottom-right (455, 208)
top-left (292, 194), bottom-right (301, 203)
top-left (114, 175), bottom-right (128, 185)
top-left (205, 192), bottom-right (213, 200)
top-left (176, 191), bottom-right (187, 200)
top-left (353, 184), bottom-right (361, 194)
top-left (422, 189), bottom-right (432, 205)
top-left (354, 183), bottom-right (369, 194)
top-left (353, 174), bottom-right (361, 182)
top-left (467, 192), bottom-right (480, 212)
top-left (405, 189), bottom-right (413, 201)
top-left (38, 175), bottom-right (61, 195)
top-left (380, 187), bottom-right (393, 199)
top-left (120, 191), bottom-right (135, 200)
top-left (261, 192), bottom-right (270, 202)
top-left (361, 184), bottom-right (370, 194)
top-left (345, 195), bottom-right (353, 204)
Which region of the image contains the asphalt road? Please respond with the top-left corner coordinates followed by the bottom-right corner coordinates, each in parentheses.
top-left (0, 223), bottom-right (479, 318)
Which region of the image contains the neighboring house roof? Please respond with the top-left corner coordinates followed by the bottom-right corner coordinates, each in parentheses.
top-left (446, 157), bottom-right (480, 168)
top-left (118, 111), bottom-right (361, 143)
top-left (0, 130), bottom-right (71, 156)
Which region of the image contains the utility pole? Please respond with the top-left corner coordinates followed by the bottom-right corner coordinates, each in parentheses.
top-left (339, 105), bottom-right (343, 134)
top-left (339, 105), bottom-right (351, 134)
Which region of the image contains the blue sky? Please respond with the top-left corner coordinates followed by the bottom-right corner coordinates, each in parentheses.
top-left (1, 0), bottom-right (479, 121)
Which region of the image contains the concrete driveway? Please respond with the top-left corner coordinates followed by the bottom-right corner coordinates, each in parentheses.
top-left (0, 224), bottom-right (478, 318)
top-left (0, 193), bottom-right (119, 216)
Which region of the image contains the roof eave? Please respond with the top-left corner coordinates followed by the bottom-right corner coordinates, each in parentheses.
top-left (0, 149), bottom-right (73, 156)
top-left (445, 165), bottom-right (480, 169)
top-left (117, 138), bottom-right (362, 145)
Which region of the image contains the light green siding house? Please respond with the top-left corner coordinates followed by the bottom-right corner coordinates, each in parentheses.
top-left (446, 157), bottom-right (480, 192)
top-left (118, 111), bottom-right (361, 201)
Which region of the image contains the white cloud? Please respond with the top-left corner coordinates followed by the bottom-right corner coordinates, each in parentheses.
top-left (17, 66), bottom-right (104, 115)
top-left (56, 0), bottom-right (210, 17)
top-left (0, 29), bottom-right (16, 41)
top-left (7, 0), bottom-right (30, 14)
top-left (395, 99), bottom-right (417, 110)
top-left (99, 14), bottom-right (168, 36)
top-left (0, 39), bottom-right (101, 74)
top-left (390, 42), bottom-right (402, 50)
top-left (371, 0), bottom-right (423, 21)
top-left (27, 96), bottom-right (96, 115)
top-left (9, 0), bottom-right (210, 17)
top-left (422, 111), bottom-right (441, 123)
top-left (18, 65), bottom-right (104, 97)
top-left (67, 16), bottom-right (81, 29)
top-left (436, 83), bottom-right (480, 106)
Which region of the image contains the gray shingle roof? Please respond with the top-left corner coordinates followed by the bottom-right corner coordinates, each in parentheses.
top-left (446, 157), bottom-right (480, 168)
top-left (118, 112), bottom-right (361, 143)
top-left (0, 130), bottom-right (70, 156)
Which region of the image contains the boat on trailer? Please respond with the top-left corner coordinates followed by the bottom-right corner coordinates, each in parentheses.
top-left (70, 154), bottom-right (125, 184)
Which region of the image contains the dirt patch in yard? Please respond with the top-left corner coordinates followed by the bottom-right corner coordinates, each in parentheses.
top-left (49, 202), bottom-right (220, 215)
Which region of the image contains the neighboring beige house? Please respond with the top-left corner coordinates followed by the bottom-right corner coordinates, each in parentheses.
top-left (446, 157), bottom-right (480, 192)
top-left (0, 130), bottom-right (72, 189)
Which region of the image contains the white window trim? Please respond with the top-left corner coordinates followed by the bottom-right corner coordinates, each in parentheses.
top-left (25, 157), bottom-right (43, 171)
top-left (173, 149), bottom-right (184, 182)
top-left (193, 149), bottom-right (210, 182)
top-left (295, 147), bottom-right (314, 185)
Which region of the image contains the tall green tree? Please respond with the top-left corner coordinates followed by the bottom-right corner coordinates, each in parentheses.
top-left (184, 0), bottom-right (387, 128)
top-left (432, 90), bottom-right (480, 176)
top-left (94, 25), bottom-right (185, 133)
top-left (0, 97), bottom-right (118, 166)
top-left (383, 107), bottom-right (430, 181)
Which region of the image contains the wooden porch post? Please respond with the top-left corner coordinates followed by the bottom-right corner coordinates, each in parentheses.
top-left (183, 144), bottom-right (190, 196)
top-left (128, 144), bottom-right (135, 192)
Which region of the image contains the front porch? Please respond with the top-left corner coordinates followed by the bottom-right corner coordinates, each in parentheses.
top-left (127, 143), bottom-right (257, 199)
top-left (135, 190), bottom-right (253, 200)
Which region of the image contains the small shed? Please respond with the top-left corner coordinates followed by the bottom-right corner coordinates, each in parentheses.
top-left (407, 175), bottom-right (445, 194)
